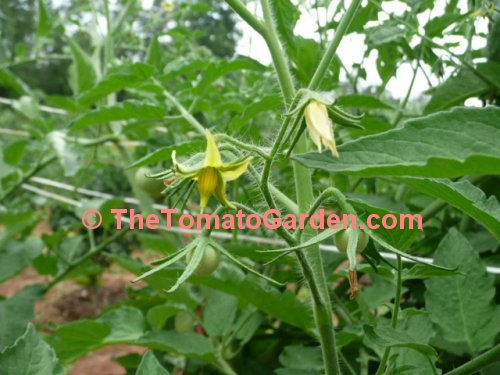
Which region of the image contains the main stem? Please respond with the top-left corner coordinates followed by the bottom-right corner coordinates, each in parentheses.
top-left (260, 0), bottom-right (341, 373)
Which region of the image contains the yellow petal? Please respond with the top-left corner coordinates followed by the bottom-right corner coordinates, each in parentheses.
top-left (214, 179), bottom-right (236, 209)
top-left (171, 151), bottom-right (199, 178)
top-left (197, 166), bottom-right (220, 211)
top-left (304, 101), bottom-right (338, 156)
top-left (219, 157), bottom-right (252, 181)
top-left (323, 136), bottom-right (339, 157)
top-left (203, 129), bottom-right (222, 167)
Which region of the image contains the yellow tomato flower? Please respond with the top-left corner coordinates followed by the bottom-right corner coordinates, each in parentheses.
top-left (304, 100), bottom-right (339, 157)
top-left (162, 2), bottom-right (174, 11)
top-left (171, 130), bottom-right (252, 211)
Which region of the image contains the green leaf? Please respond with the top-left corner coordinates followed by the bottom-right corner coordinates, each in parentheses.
top-left (403, 263), bottom-right (461, 281)
top-left (294, 107), bottom-right (500, 177)
top-left (424, 62), bottom-right (500, 113)
top-left (97, 307), bottom-right (147, 343)
top-left (193, 57), bottom-right (266, 94)
top-left (425, 229), bottom-right (500, 355)
top-left (78, 63), bottom-right (155, 106)
top-left (67, 38), bottom-right (97, 95)
top-left (260, 227), bottom-right (343, 253)
top-left (271, 0), bottom-right (300, 47)
top-left (147, 303), bottom-right (185, 331)
top-left (127, 139), bottom-right (205, 169)
top-left (424, 12), bottom-right (464, 37)
top-left (136, 352), bottom-right (170, 375)
top-left (145, 36), bottom-right (165, 72)
top-left (47, 320), bottom-right (111, 363)
top-left (366, 22), bottom-right (407, 46)
top-left (229, 94), bottom-right (283, 131)
top-left (0, 285), bottom-right (44, 351)
top-left (193, 263), bottom-right (314, 331)
top-left (135, 331), bottom-right (216, 362)
top-left (36, 0), bottom-right (52, 38)
top-left (113, 256), bottom-right (314, 331)
top-left (276, 345), bottom-right (323, 375)
top-left (364, 324), bottom-right (437, 357)
top-left (203, 291), bottom-right (238, 337)
top-left (0, 238), bottom-right (44, 283)
top-left (336, 94), bottom-right (394, 110)
top-left (391, 314), bottom-right (439, 375)
top-left (400, 178), bottom-right (500, 239)
top-left (0, 324), bottom-right (65, 375)
top-left (72, 101), bottom-right (166, 130)
top-left (0, 69), bottom-right (31, 95)
top-left (487, 12), bottom-right (500, 62)
top-left (348, 196), bottom-right (421, 251)
top-left (47, 131), bottom-right (82, 177)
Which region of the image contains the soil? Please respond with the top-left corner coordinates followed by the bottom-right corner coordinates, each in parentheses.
top-left (0, 266), bottom-right (147, 375)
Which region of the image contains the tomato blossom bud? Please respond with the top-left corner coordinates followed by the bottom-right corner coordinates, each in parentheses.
top-left (304, 100), bottom-right (339, 157)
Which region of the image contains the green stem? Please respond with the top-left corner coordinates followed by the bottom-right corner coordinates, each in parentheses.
top-left (392, 60), bottom-right (419, 127)
top-left (376, 255), bottom-right (402, 375)
top-left (45, 227), bottom-right (131, 292)
top-left (1, 134), bottom-right (118, 202)
top-left (224, 0), bottom-right (267, 36)
top-left (1, 156), bottom-right (57, 202)
top-left (308, 0), bottom-right (362, 90)
top-left (260, 0), bottom-right (296, 104)
top-left (216, 356), bottom-right (237, 375)
top-left (444, 344), bottom-right (500, 375)
top-left (153, 78), bottom-right (205, 134)
top-left (216, 134), bottom-right (270, 160)
top-left (339, 349), bottom-right (358, 375)
top-left (228, 1), bottom-right (364, 373)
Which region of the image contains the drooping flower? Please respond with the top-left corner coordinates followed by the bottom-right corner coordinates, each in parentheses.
top-left (304, 100), bottom-right (339, 157)
top-left (172, 130), bottom-right (252, 211)
top-left (162, 2), bottom-right (175, 11)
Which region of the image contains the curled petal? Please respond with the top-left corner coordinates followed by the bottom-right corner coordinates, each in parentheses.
top-left (171, 151), bottom-right (199, 178)
top-left (219, 157), bottom-right (253, 182)
top-left (214, 178), bottom-right (236, 210)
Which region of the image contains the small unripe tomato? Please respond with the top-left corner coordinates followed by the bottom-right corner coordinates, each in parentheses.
top-left (174, 311), bottom-right (194, 332)
top-left (334, 228), bottom-right (369, 254)
top-left (134, 167), bottom-right (165, 198)
top-left (186, 245), bottom-right (220, 276)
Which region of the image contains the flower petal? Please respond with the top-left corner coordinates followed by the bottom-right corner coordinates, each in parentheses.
top-left (172, 151), bottom-right (199, 178)
top-left (203, 129), bottom-right (222, 167)
top-left (322, 135), bottom-right (339, 157)
top-left (197, 167), bottom-right (220, 211)
top-left (219, 157), bottom-right (252, 181)
top-left (214, 179), bottom-right (236, 209)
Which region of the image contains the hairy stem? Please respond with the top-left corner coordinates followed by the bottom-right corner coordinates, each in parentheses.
top-left (309, 0), bottom-right (362, 90)
top-left (224, 0), bottom-right (267, 36)
top-left (444, 344), bottom-right (500, 375)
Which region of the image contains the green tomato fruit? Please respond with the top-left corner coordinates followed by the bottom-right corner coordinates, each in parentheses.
top-left (174, 311), bottom-right (194, 332)
top-left (134, 167), bottom-right (165, 198)
top-left (186, 245), bottom-right (220, 276)
top-left (334, 228), bottom-right (369, 254)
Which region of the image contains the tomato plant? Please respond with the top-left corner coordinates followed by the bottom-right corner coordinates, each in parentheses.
top-left (0, 0), bottom-right (499, 374)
